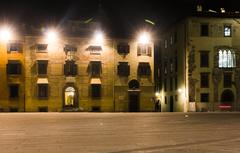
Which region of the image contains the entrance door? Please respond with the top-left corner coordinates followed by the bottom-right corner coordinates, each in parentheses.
top-left (170, 96), bottom-right (174, 112)
top-left (64, 87), bottom-right (76, 108)
top-left (129, 92), bottom-right (139, 112)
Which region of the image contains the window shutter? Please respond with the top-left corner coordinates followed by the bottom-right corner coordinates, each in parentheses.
top-left (137, 45), bottom-right (141, 56)
top-left (17, 63), bottom-right (21, 74)
top-left (126, 65), bottom-right (130, 76)
top-left (6, 63), bottom-right (10, 74)
top-left (73, 64), bottom-right (78, 75)
top-left (117, 65), bottom-right (121, 75)
top-left (64, 64), bottom-right (67, 75)
top-left (147, 46), bottom-right (152, 56)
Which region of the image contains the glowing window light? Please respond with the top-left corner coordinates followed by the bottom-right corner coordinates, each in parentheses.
top-left (0, 27), bottom-right (12, 42)
top-left (138, 32), bottom-right (151, 44)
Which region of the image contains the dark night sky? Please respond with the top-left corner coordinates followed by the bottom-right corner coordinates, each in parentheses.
top-left (0, 0), bottom-right (240, 37)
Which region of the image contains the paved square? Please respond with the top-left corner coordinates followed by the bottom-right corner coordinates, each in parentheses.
top-left (0, 112), bottom-right (240, 153)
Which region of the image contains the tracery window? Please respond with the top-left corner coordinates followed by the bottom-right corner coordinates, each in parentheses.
top-left (218, 49), bottom-right (236, 68)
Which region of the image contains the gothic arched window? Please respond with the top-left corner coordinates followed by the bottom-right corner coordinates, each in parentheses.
top-left (218, 49), bottom-right (236, 68)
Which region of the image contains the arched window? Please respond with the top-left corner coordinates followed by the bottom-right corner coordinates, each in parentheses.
top-left (218, 49), bottom-right (236, 68)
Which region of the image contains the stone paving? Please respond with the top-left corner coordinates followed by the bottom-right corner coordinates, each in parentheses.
top-left (0, 112), bottom-right (240, 153)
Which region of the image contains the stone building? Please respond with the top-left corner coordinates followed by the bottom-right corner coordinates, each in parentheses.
top-left (0, 21), bottom-right (155, 112)
top-left (158, 11), bottom-right (240, 112)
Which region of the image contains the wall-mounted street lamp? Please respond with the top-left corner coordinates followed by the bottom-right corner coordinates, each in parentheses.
top-left (45, 29), bottom-right (58, 43)
top-left (138, 32), bottom-right (151, 44)
top-left (0, 26), bottom-right (12, 42)
top-left (93, 30), bottom-right (104, 45)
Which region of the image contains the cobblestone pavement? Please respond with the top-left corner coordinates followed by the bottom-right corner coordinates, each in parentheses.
top-left (0, 112), bottom-right (240, 153)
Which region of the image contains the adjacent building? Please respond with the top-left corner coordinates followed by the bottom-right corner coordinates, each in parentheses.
top-left (0, 21), bottom-right (155, 112)
top-left (158, 10), bottom-right (240, 112)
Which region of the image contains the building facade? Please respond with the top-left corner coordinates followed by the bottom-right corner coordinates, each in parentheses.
top-left (158, 12), bottom-right (240, 112)
top-left (0, 22), bottom-right (155, 112)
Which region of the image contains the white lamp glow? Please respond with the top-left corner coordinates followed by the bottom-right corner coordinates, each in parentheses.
top-left (94, 31), bottom-right (104, 45)
top-left (46, 30), bottom-right (58, 43)
top-left (0, 27), bottom-right (12, 42)
top-left (138, 32), bottom-right (151, 44)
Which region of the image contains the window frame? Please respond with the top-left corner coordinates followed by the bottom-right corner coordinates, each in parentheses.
top-left (38, 84), bottom-right (48, 99)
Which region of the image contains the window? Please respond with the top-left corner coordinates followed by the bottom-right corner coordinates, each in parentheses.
top-left (92, 84), bottom-right (101, 98)
top-left (175, 77), bottom-right (178, 90)
top-left (7, 43), bottom-right (23, 52)
top-left (9, 84), bottom-right (19, 98)
top-left (90, 61), bottom-right (101, 76)
top-left (64, 45), bottom-right (77, 60)
top-left (164, 40), bottom-right (167, 48)
top-left (92, 106), bottom-right (101, 112)
top-left (200, 93), bottom-right (209, 102)
top-left (7, 60), bottom-right (21, 75)
top-left (117, 43), bottom-right (129, 54)
top-left (36, 44), bottom-right (48, 52)
top-left (38, 107), bottom-right (48, 112)
top-left (223, 73), bottom-right (232, 88)
top-left (200, 73), bottom-right (209, 88)
top-left (164, 78), bottom-right (167, 92)
top-left (138, 62), bottom-right (151, 76)
top-left (170, 77), bottom-right (173, 91)
top-left (164, 61), bottom-right (168, 75)
top-left (175, 95), bottom-right (178, 102)
top-left (200, 24), bottom-right (209, 36)
top-left (64, 61), bottom-right (77, 76)
top-left (224, 25), bottom-right (231, 37)
top-left (218, 49), bottom-right (236, 68)
top-left (9, 107), bottom-right (18, 112)
top-left (37, 60), bottom-right (48, 75)
top-left (200, 51), bottom-right (209, 67)
top-left (175, 50), bottom-right (178, 72)
top-left (165, 96), bottom-right (167, 104)
top-left (170, 36), bottom-right (173, 45)
top-left (137, 44), bottom-right (151, 56)
top-left (38, 84), bottom-right (48, 98)
top-left (170, 59), bottom-right (173, 73)
top-left (86, 45), bottom-right (102, 55)
top-left (117, 62), bottom-right (130, 76)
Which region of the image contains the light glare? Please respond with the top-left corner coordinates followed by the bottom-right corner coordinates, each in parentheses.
top-left (46, 30), bottom-right (58, 43)
top-left (138, 32), bottom-right (150, 44)
top-left (94, 31), bottom-right (104, 45)
top-left (0, 27), bottom-right (11, 42)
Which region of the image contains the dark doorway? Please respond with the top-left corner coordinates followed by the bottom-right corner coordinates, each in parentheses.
top-left (128, 79), bottom-right (140, 112)
top-left (170, 96), bottom-right (174, 112)
top-left (129, 92), bottom-right (139, 112)
top-left (221, 89), bottom-right (234, 103)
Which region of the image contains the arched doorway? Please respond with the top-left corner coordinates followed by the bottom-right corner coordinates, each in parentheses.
top-left (128, 79), bottom-right (140, 112)
top-left (63, 86), bottom-right (78, 110)
top-left (221, 89), bottom-right (234, 103)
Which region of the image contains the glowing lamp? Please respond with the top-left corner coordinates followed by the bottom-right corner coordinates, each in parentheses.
top-left (138, 32), bottom-right (151, 44)
top-left (0, 27), bottom-right (12, 42)
top-left (94, 31), bottom-right (104, 45)
top-left (46, 30), bottom-right (58, 43)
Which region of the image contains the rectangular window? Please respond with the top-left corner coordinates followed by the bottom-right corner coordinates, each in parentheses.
top-left (175, 51), bottom-right (178, 72)
top-left (224, 25), bottom-right (231, 37)
top-left (170, 77), bottom-right (173, 91)
top-left (64, 45), bottom-right (77, 60)
top-left (92, 106), bottom-right (101, 112)
top-left (138, 62), bottom-right (151, 76)
top-left (117, 43), bottom-right (129, 54)
top-left (38, 107), bottom-right (48, 112)
top-left (223, 73), bottom-right (232, 88)
top-left (64, 61), bottom-right (77, 76)
top-left (165, 96), bottom-right (167, 104)
top-left (7, 60), bottom-right (21, 75)
top-left (91, 84), bottom-right (101, 98)
top-left (200, 51), bottom-right (209, 67)
top-left (164, 40), bottom-right (167, 48)
top-left (137, 44), bottom-right (152, 56)
top-left (200, 93), bottom-right (209, 102)
top-left (200, 73), bottom-right (209, 88)
top-left (7, 43), bottom-right (23, 52)
top-left (38, 84), bottom-right (48, 98)
top-left (90, 61), bottom-right (101, 76)
top-left (86, 45), bottom-right (102, 55)
top-left (175, 95), bottom-right (178, 102)
top-left (117, 62), bottom-right (130, 76)
top-left (164, 61), bottom-right (168, 75)
top-left (36, 44), bottom-right (48, 52)
top-left (201, 24), bottom-right (209, 36)
top-left (37, 60), bottom-right (48, 75)
top-left (164, 78), bottom-right (167, 92)
top-left (9, 84), bottom-right (19, 98)
top-left (175, 77), bottom-right (178, 90)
